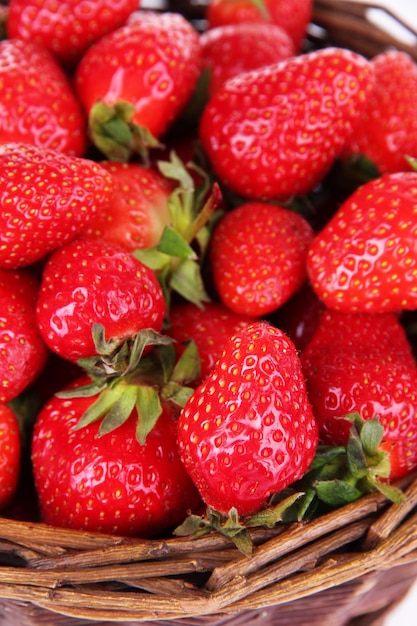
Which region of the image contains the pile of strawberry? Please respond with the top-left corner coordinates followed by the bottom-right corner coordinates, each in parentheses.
top-left (1, 0), bottom-right (417, 548)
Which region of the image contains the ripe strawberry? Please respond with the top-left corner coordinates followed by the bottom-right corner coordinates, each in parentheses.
top-left (0, 39), bottom-right (86, 156)
top-left (343, 51), bottom-right (417, 175)
top-left (300, 310), bottom-right (417, 480)
top-left (307, 171), bottom-right (417, 313)
top-left (7, 0), bottom-right (139, 68)
top-left (167, 301), bottom-right (257, 382)
top-left (177, 321), bottom-right (318, 516)
top-left (0, 269), bottom-right (49, 403)
top-left (74, 11), bottom-right (202, 160)
top-left (0, 404), bottom-right (21, 510)
top-left (199, 47), bottom-right (374, 201)
top-left (32, 376), bottom-right (202, 537)
top-left (0, 143), bottom-right (115, 269)
top-left (200, 22), bottom-right (295, 96)
top-left (206, 0), bottom-right (313, 52)
top-left (209, 202), bottom-right (314, 316)
top-left (36, 238), bottom-right (166, 362)
top-left (80, 161), bottom-right (173, 252)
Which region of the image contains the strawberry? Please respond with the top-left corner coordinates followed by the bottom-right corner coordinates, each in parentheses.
top-left (177, 321), bottom-right (318, 516)
top-left (0, 404), bottom-right (21, 510)
top-left (307, 171), bottom-right (417, 313)
top-left (74, 10), bottom-right (202, 161)
top-left (209, 201), bottom-right (314, 316)
top-left (0, 142), bottom-right (115, 269)
top-left (36, 238), bottom-right (166, 363)
top-left (167, 301), bottom-right (257, 382)
top-left (343, 51), bottom-right (417, 175)
top-left (7, 0), bottom-right (139, 69)
top-left (0, 269), bottom-right (49, 403)
top-left (199, 47), bottom-right (374, 201)
top-left (206, 0), bottom-right (313, 52)
top-left (80, 161), bottom-right (173, 252)
top-left (0, 39), bottom-right (86, 156)
top-left (32, 375), bottom-right (202, 537)
top-left (200, 22), bottom-right (295, 96)
top-left (300, 310), bottom-right (417, 480)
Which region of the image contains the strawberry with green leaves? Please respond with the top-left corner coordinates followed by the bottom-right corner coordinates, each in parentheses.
top-left (0, 143), bottom-right (115, 269)
top-left (177, 321), bottom-right (318, 517)
top-left (300, 310), bottom-right (417, 480)
top-left (206, 0), bottom-right (313, 52)
top-left (209, 202), bottom-right (314, 316)
top-left (80, 161), bottom-right (174, 252)
top-left (0, 404), bottom-right (21, 511)
top-left (36, 238), bottom-right (166, 363)
top-left (74, 10), bottom-right (202, 161)
top-left (343, 51), bottom-right (417, 175)
top-left (0, 39), bottom-right (86, 156)
top-left (199, 47), bottom-right (374, 201)
top-left (200, 22), bottom-right (295, 96)
top-left (7, 0), bottom-right (139, 69)
top-left (0, 269), bottom-right (49, 403)
top-left (307, 171), bottom-right (417, 313)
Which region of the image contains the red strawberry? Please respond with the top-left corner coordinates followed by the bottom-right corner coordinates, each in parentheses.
top-left (177, 321), bottom-right (318, 516)
top-left (209, 201), bottom-right (314, 316)
top-left (0, 269), bottom-right (49, 403)
top-left (0, 39), bottom-right (86, 156)
top-left (200, 22), bottom-right (295, 96)
top-left (199, 47), bottom-right (374, 201)
top-left (36, 238), bottom-right (166, 362)
top-left (80, 161), bottom-right (173, 252)
top-left (206, 0), bottom-right (313, 52)
top-left (300, 310), bottom-right (417, 480)
top-left (32, 376), bottom-right (202, 537)
top-left (167, 301), bottom-right (257, 382)
top-left (74, 11), bottom-right (202, 160)
top-left (0, 404), bottom-right (21, 510)
top-left (307, 171), bottom-right (417, 313)
top-left (0, 143), bottom-right (115, 269)
top-left (7, 0), bottom-right (139, 68)
top-left (343, 51), bottom-right (417, 175)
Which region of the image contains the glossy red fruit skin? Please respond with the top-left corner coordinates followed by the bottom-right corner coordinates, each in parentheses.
top-left (80, 161), bottom-right (173, 252)
top-left (36, 239), bottom-right (166, 362)
top-left (75, 11), bottom-right (202, 140)
top-left (206, 0), bottom-right (313, 51)
top-left (200, 22), bottom-right (295, 96)
top-left (0, 39), bottom-right (86, 155)
top-left (0, 143), bottom-right (115, 269)
top-left (0, 269), bottom-right (49, 402)
top-left (0, 404), bottom-right (21, 510)
top-left (177, 321), bottom-right (318, 516)
top-left (7, 0), bottom-right (139, 68)
top-left (199, 47), bottom-right (374, 201)
top-left (167, 301), bottom-right (258, 382)
top-left (32, 378), bottom-right (202, 537)
top-left (344, 51), bottom-right (417, 175)
top-left (307, 172), bottom-right (417, 313)
top-left (209, 202), bottom-right (314, 316)
top-left (300, 310), bottom-right (417, 479)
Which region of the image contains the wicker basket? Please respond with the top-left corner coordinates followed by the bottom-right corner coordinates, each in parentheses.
top-left (2, 1), bottom-right (417, 625)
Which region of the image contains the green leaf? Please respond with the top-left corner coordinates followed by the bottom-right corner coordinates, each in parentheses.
top-left (247, 492), bottom-right (304, 527)
top-left (133, 247), bottom-right (171, 271)
top-left (135, 386), bottom-right (162, 444)
top-left (161, 382), bottom-right (194, 407)
top-left (360, 418), bottom-right (384, 456)
top-left (98, 384), bottom-right (138, 436)
top-left (73, 385), bottom-right (125, 430)
top-left (170, 258), bottom-right (210, 308)
top-left (170, 340), bottom-right (201, 385)
top-left (346, 425), bottom-right (369, 480)
top-left (315, 479), bottom-right (362, 507)
top-left (157, 226), bottom-right (196, 259)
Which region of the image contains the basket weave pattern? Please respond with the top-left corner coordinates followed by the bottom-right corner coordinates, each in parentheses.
top-left (1, 1), bottom-right (417, 625)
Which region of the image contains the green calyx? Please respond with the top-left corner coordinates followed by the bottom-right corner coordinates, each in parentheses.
top-left (89, 100), bottom-right (162, 162)
top-left (134, 150), bottom-right (223, 312)
top-left (57, 325), bottom-right (201, 444)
